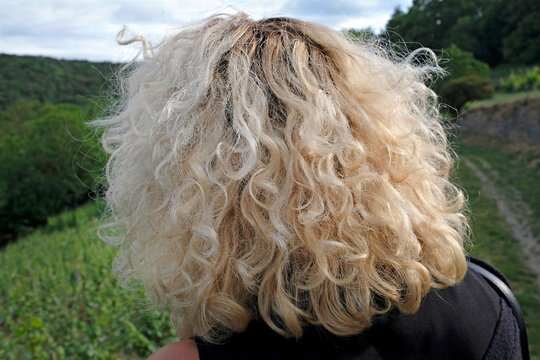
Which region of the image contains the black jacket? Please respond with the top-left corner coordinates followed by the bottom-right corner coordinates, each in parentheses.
top-left (196, 259), bottom-right (525, 359)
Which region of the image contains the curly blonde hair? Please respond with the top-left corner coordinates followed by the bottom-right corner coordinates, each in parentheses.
top-left (94, 13), bottom-right (468, 343)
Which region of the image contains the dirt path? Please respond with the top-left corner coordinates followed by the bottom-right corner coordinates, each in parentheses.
top-left (462, 157), bottom-right (540, 288)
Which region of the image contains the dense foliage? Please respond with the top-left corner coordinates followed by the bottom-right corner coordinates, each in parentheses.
top-left (433, 45), bottom-right (493, 110)
top-left (439, 74), bottom-right (494, 110)
top-left (385, 0), bottom-right (540, 66)
top-left (0, 54), bottom-right (117, 110)
top-left (0, 100), bottom-right (106, 244)
top-left (438, 45), bottom-right (490, 87)
top-left (499, 67), bottom-right (540, 93)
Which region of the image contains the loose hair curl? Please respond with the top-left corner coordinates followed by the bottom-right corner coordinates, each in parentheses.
top-left (94, 13), bottom-right (468, 343)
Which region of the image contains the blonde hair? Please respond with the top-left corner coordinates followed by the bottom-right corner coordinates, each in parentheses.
top-left (94, 13), bottom-right (468, 343)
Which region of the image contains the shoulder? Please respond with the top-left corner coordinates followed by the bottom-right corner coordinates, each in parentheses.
top-left (148, 339), bottom-right (199, 360)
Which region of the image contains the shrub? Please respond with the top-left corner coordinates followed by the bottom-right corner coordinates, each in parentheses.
top-left (439, 74), bottom-right (495, 111)
top-left (437, 44), bottom-right (491, 91)
top-left (500, 67), bottom-right (540, 93)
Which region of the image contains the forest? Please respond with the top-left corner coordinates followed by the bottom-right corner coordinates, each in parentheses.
top-left (385, 0), bottom-right (539, 66)
top-left (0, 54), bottom-right (115, 244)
top-left (0, 0), bottom-right (539, 358)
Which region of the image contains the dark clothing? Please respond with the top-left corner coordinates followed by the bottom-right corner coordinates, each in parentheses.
top-left (196, 260), bottom-right (522, 359)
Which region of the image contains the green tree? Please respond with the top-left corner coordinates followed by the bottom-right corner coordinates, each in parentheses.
top-left (0, 54), bottom-right (117, 110)
top-left (346, 28), bottom-right (377, 41)
top-left (0, 101), bottom-right (106, 243)
top-left (384, 0), bottom-right (540, 66)
top-left (435, 45), bottom-right (493, 111)
top-left (385, 0), bottom-right (481, 52)
top-left (502, 0), bottom-right (540, 64)
top-left (438, 44), bottom-right (490, 89)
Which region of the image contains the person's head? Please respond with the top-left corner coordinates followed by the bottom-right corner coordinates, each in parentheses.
top-left (94, 12), bottom-right (468, 343)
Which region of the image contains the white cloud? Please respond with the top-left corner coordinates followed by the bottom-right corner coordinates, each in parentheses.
top-left (277, 0), bottom-right (412, 30)
top-left (336, 13), bottom-right (395, 32)
top-left (0, 0), bottom-right (412, 61)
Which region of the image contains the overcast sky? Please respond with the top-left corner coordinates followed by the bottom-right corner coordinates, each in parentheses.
top-left (1, 0), bottom-right (412, 62)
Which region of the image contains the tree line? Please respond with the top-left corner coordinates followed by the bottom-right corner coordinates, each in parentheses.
top-left (0, 55), bottom-right (115, 245)
top-left (0, 54), bottom-right (117, 110)
top-left (385, 0), bottom-right (539, 66)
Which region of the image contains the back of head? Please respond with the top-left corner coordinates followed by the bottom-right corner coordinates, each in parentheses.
top-left (94, 12), bottom-right (468, 343)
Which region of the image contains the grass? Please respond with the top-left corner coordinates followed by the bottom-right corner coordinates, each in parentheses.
top-left (0, 201), bottom-right (176, 360)
top-left (458, 144), bottom-right (540, 239)
top-left (454, 144), bottom-right (540, 359)
top-left (466, 89), bottom-right (540, 109)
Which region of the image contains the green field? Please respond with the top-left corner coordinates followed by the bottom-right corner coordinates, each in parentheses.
top-left (1, 144), bottom-right (539, 359)
top-left (467, 90), bottom-right (540, 109)
top-left (0, 202), bottom-right (176, 359)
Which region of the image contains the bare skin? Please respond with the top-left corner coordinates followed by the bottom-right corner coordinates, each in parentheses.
top-left (148, 340), bottom-right (199, 360)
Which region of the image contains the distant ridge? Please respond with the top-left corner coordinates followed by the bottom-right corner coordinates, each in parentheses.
top-left (0, 53), bottom-right (119, 109)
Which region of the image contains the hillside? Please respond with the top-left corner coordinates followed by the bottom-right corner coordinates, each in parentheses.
top-left (0, 54), bottom-right (118, 109)
top-left (0, 202), bottom-right (176, 359)
top-left (0, 54), bottom-right (115, 242)
top-left (457, 91), bottom-right (540, 172)
top-left (460, 93), bottom-right (540, 143)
